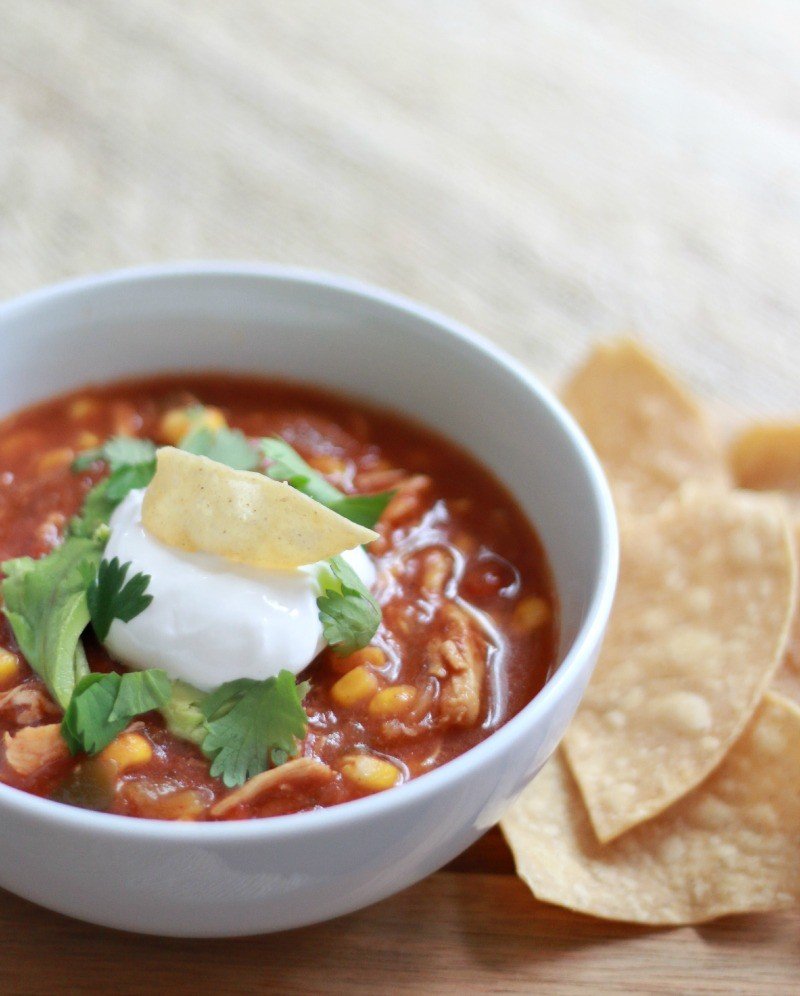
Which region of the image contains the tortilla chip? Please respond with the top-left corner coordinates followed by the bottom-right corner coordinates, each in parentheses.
top-left (729, 422), bottom-right (800, 496)
top-left (501, 693), bottom-right (800, 925)
top-left (769, 523), bottom-right (800, 707)
top-left (563, 485), bottom-right (796, 842)
top-left (142, 447), bottom-right (377, 569)
top-left (561, 339), bottom-right (728, 513)
top-left (728, 424), bottom-right (800, 705)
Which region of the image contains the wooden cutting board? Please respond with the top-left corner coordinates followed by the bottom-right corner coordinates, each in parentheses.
top-left (1, 827), bottom-right (796, 994)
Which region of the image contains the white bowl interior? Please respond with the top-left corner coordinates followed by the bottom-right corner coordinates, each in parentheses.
top-left (0, 266), bottom-right (607, 665)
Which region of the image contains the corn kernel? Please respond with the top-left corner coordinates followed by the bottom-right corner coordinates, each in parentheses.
top-left (0, 649), bottom-right (20, 685)
top-left (512, 596), bottom-right (551, 635)
top-left (159, 405), bottom-right (225, 445)
top-left (100, 732), bottom-right (153, 772)
top-left (77, 431), bottom-right (101, 450)
top-left (368, 684), bottom-right (417, 717)
top-left (69, 397), bottom-right (98, 420)
top-left (341, 754), bottom-right (401, 793)
top-left (330, 645), bottom-right (386, 675)
top-left (37, 447), bottom-right (74, 473)
top-left (330, 665), bottom-right (379, 707)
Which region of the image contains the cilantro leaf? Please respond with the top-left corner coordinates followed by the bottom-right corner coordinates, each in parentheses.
top-left (316, 555), bottom-right (381, 655)
top-left (200, 671), bottom-right (310, 787)
top-left (71, 448), bottom-right (105, 472)
top-left (72, 436), bottom-right (156, 473)
top-left (104, 462), bottom-right (156, 501)
top-left (72, 436), bottom-right (157, 506)
top-left (329, 493), bottom-right (394, 529)
top-left (260, 437), bottom-right (393, 529)
top-left (1, 538), bottom-right (102, 708)
top-left (179, 421), bottom-right (259, 471)
top-left (260, 437), bottom-right (343, 504)
top-left (109, 668), bottom-right (171, 721)
top-left (61, 669), bottom-right (171, 755)
top-left (87, 557), bottom-right (153, 642)
top-left (68, 479), bottom-right (118, 539)
top-left (102, 437), bottom-right (156, 470)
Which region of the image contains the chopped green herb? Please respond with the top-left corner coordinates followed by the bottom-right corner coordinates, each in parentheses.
top-left (179, 417), bottom-right (259, 471)
top-left (200, 671), bottom-right (310, 787)
top-left (73, 436), bottom-right (156, 473)
top-left (104, 462), bottom-right (157, 501)
top-left (61, 669), bottom-right (171, 755)
top-left (87, 557), bottom-right (153, 642)
top-left (329, 492), bottom-right (394, 529)
top-left (260, 437), bottom-right (342, 504)
top-left (260, 437), bottom-right (393, 528)
top-left (317, 555), bottom-right (381, 655)
top-left (1, 538), bottom-right (102, 708)
top-left (72, 435), bottom-right (157, 508)
top-left (68, 479), bottom-right (118, 539)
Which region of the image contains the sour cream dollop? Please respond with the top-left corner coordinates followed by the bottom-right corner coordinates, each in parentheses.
top-left (102, 489), bottom-right (376, 691)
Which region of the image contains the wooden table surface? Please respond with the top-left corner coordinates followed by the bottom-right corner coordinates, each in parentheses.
top-left (1, 3), bottom-right (799, 993)
top-left (0, 828), bottom-right (796, 995)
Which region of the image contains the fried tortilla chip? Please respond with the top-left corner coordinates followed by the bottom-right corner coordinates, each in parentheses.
top-left (772, 524), bottom-right (800, 707)
top-left (729, 423), bottom-right (800, 705)
top-left (561, 339), bottom-right (728, 512)
top-left (563, 485), bottom-right (796, 842)
top-left (730, 422), bottom-right (800, 496)
top-left (502, 694), bottom-right (800, 925)
top-left (142, 447), bottom-right (377, 569)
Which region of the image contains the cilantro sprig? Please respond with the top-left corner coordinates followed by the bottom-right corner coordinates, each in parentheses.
top-left (199, 671), bottom-right (310, 787)
top-left (61, 669), bottom-right (171, 755)
top-left (317, 555), bottom-right (381, 655)
top-left (73, 436), bottom-right (157, 502)
top-left (87, 557), bottom-right (153, 641)
top-left (179, 411), bottom-right (259, 471)
top-left (5, 408), bottom-right (362, 780)
top-left (260, 437), bottom-right (393, 529)
top-left (1, 538), bottom-right (102, 708)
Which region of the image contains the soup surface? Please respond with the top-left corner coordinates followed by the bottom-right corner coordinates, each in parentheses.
top-left (0, 374), bottom-right (557, 820)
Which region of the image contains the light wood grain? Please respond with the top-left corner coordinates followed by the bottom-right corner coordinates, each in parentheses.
top-left (0, 847), bottom-right (797, 996)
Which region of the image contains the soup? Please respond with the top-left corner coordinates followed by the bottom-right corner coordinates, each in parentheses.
top-left (0, 374), bottom-right (557, 820)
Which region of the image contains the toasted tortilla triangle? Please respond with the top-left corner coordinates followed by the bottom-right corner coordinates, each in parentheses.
top-left (563, 485), bottom-right (796, 842)
top-left (728, 421), bottom-right (800, 706)
top-left (142, 447), bottom-right (377, 569)
top-left (502, 694), bottom-right (800, 926)
top-left (562, 339), bottom-right (729, 513)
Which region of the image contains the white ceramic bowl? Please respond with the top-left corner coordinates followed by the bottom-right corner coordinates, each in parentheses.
top-left (0, 264), bottom-right (617, 936)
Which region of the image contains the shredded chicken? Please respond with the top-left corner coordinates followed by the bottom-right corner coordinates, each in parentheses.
top-left (420, 548), bottom-right (453, 598)
top-left (354, 467), bottom-right (407, 492)
top-left (0, 684), bottom-right (60, 725)
top-left (3, 723), bottom-right (69, 777)
top-left (382, 475), bottom-right (431, 527)
top-left (372, 475), bottom-right (433, 554)
top-left (210, 757), bottom-right (334, 818)
top-left (430, 604), bottom-right (486, 727)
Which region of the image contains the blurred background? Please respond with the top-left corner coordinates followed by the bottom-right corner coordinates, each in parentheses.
top-left (1, 1), bottom-right (798, 413)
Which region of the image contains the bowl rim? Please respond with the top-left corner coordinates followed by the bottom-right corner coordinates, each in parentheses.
top-left (0, 261), bottom-right (618, 841)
